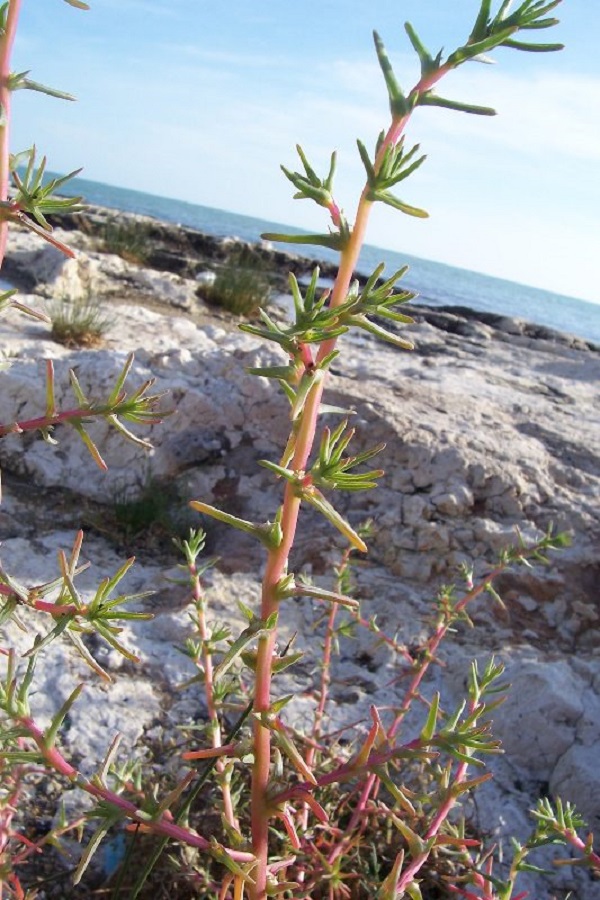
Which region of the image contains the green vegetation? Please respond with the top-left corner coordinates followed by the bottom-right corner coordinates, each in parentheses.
top-left (1, 2), bottom-right (598, 900)
top-left (48, 291), bottom-right (111, 347)
top-left (102, 217), bottom-right (152, 265)
top-left (202, 246), bottom-right (272, 317)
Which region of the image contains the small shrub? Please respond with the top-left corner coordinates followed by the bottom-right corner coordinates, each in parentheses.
top-left (110, 477), bottom-right (185, 543)
top-left (48, 291), bottom-right (111, 347)
top-left (202, 246), bottom-right (272, 317)
top-left (102, 218), bottom-right (151, 264)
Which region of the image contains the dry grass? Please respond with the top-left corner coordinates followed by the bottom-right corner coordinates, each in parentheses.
top-left (48, 293), bottom-right (111, 347)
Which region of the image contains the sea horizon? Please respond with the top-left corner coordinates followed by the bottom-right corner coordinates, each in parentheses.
top-left (50, 172), bottom-right (600, 347)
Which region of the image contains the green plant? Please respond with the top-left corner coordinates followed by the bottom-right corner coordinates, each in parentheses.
top-left (102, 217), bottom-right (152, 265)
top-left (1, 2), bottom-right (599, 900)
top-left (202, 246), bottom-right (272, 317)
top-left (109, 475), bottom-right (189, 546)
top-left (47, 290), bottom-right (111, 347)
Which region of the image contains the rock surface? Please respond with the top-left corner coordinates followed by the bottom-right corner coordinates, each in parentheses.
top-left (1, 210), bottom-right (599, 898)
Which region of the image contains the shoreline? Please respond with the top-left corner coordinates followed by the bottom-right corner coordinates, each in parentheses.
top-left (33, 202), bottom-right (598, 354)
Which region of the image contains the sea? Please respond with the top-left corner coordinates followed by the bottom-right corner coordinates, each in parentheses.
top-left (53, 174), bottom-right (600, 347)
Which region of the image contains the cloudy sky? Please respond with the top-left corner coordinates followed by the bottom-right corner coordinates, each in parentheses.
top-left (10, 1), bottom-right (600, 304)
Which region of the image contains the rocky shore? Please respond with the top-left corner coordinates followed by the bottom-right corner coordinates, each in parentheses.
top-left (1, 207), bottom-right (599, 897)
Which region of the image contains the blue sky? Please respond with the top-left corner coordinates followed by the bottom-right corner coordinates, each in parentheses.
top-left (11, 1), bottom-right (600, 304)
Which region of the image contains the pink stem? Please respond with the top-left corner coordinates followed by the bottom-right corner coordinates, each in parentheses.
top-left (0, 406), bottom-right (96, 438)
top-left (249, 61), bottom-right (461, 898)
top-left (562, 829), bottom-right (600, 870)
top-left (190, 559), bottom-right (239, 832)
top-left (17, 716), bottom-right (254, 864)
top-left (0, 0), bottom-right (22, 268)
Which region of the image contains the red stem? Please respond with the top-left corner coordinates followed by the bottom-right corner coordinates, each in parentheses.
top-left (0, 406), bottom-right (93, 438)
top-left (249, 61), bottom-right (466, 898)
top-left (0, 0), bottom-right (22, 267)
top-left (190, 559), bottom-right (239, 832)
top-left (17, 716), bottom-right (254, 864)
top-left (325, 563), bottom-right (511, 869)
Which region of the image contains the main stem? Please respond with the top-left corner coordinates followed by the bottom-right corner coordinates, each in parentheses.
top-left (0, 0), bottom-right (21, 266)
top-left (249, 178), bottom-right (376, 900)
top-left (249, 67), bottom-right (448, 899)
top-left (249, 227), bottom-right (369, 899)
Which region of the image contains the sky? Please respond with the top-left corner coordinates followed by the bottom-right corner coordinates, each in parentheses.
top-left (10, 0), bottom-right (600, 304)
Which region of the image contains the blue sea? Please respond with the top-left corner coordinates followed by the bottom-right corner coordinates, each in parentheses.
top-left (58, 174), bottom-right (600, 346)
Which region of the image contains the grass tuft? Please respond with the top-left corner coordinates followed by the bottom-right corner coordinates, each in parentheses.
top-left (102, 218), bottom-right (151, 264)
top-left (201, 246), bottom-right (272, 317)
top-left (48, 292), bottom-right (111, 347)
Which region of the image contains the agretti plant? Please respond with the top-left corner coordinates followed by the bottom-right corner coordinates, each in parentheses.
top-left (1, 2), bottom-right (599, 899)
top-left (194, 2), bottom-right (571, 897)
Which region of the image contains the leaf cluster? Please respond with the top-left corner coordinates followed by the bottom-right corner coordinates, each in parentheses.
top-left (262, 145), bottom-right (350, 252)
top-left (8, 149), bottom-right (83, 230)
top-left (0, 352), bottom-right (167, 471)
top-left (241, 263), bottom-right (415, 396)
top-left (358, 135), bottom-right (428, 217)
top-left (375, 1), bottom-right (563, 122)
top-left (0, 533), bottom-right (152, 681)
top-left (281, 145), bottom-right (338, 215)
top-left (311, 419), bottom-right (385, 493)
top-left (259, 420), bottom-right (385, 552)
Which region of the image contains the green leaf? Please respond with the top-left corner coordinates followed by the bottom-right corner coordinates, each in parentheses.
top-left (447, 27), bottom-right (517, 66)
top-left (418, 93), bottom-right (497, 116)
top-left (470, 0), bottom-right (494, 42)
top-left (8, 72), bottom-right (76, 101)
top-left (258, 459), bottom-right (299, 485)
top-left (271, 650), bottom-right (304, 673)
top-left (290, 369), bottom-right (325, 421)
top-left (70, 421), bottom-right (107, 471)
top-left (450, 772), bottom-right (493, 797)
top-left (346, 314), bottom-right (414, 350)
top-left (420, 692), bottom-right (440, 742)
top-left (286, 581), bottom-right (360, 610)
top-left (502, 37), bottom-right (564, 51)
top-left (371, 190), bottom-right (429, 217)
top-left (74, 819), bottom-right (118, 885)
top-left (90, 557), bottom-right (136, 608)
top-left (390, 816), bottom-right (431, 858)
top-left (189, 500), bottom-right (280, 548)
top-left (67, 630), bottom-right (111, 682)
top-left (261, 231), bottom-right (348, 252)
top-left (215, 617), bottom-right (278, 682)
top-left (404, 22), bottom-right (443, 77)
top-left (63, 0), bottom-right (90, 8)
top-left (270, 694), bottom-right (295, 714)
top-left (22, 616), bottom-right (72, 659)
top-left (357, 139), bottom-right (376, 184)
top-left (373, 31), bottom-right (409, 118)
top-left (45, 684), bottom-right (84, 749)
top-left (300, 487), bottom-right (368, 552)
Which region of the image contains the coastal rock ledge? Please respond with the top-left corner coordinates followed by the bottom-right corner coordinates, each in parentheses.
top-left (1, 209), bottom-right (599, 897)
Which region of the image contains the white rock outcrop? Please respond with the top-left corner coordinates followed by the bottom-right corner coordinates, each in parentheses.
top-left (1, 220), bottom-right (599, 897)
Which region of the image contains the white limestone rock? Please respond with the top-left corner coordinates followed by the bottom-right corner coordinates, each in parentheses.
top-left (1, 219), bottom-right (600, 896)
